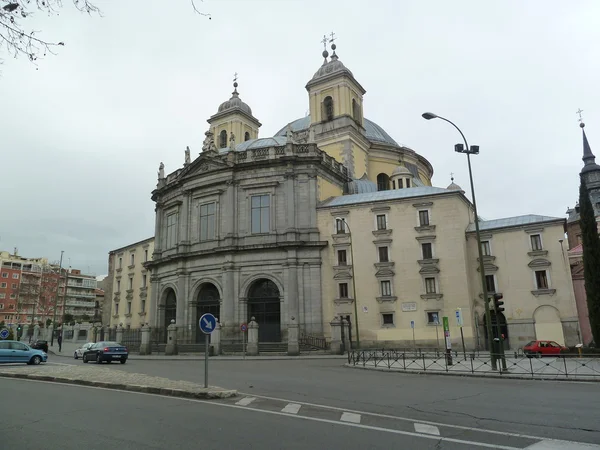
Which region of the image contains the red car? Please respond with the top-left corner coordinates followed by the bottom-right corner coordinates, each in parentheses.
top-left (523, 340), bottom-right (567, 357)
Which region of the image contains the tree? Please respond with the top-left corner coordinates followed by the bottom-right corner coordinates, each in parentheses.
top-left (1, 1), bottom-right (209, 66)
top-left (579, 177), bottom-right (600, 345)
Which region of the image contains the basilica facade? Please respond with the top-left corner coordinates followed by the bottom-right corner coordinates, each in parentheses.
top-left (136, 42), bottom-right (580, 351)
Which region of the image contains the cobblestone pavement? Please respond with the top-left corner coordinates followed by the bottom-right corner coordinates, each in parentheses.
top-left (0, 364), bottom-right (237, 399)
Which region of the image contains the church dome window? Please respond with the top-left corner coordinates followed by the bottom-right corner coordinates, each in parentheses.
top-left (219, 130), bottom-right (228, 149)
top-left (244, 131), bottom-right (250, 142)
top-left (377, 173), bottom-right (390, 191)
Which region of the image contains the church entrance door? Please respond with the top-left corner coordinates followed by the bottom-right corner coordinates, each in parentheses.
top-left (247, 279), bottom-right (281, 342)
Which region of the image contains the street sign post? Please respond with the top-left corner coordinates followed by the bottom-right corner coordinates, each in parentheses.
top-left (442, 316), bottom-right (453, 366)
top-left (199, 313), bottom-right (217, 388)
top-left (240, 323), bottom-right (248, 359)
top-left (455, 308), bottom-right (466, 361)
top-left (0, 328), bottom-right (9, 340)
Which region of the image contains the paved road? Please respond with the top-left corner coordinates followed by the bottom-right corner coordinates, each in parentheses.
top-left (0, 378), bottom-right (521, 450)
top-left (47, 357), bottom-right (600, 446)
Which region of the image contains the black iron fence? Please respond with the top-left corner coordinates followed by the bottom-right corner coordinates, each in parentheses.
top-left (348, 349), bottom-right (600, 380)
top-left (120, 328), bottom-right (141, 352)
top-left (299, 333), bottom-right (329, 351)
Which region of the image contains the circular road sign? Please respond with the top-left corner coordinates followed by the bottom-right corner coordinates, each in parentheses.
top-left (240, 323), bottom-right (248, 332)
top-left (199, 313), bottom-right (217, 335)
top-left (0, 328), bottom-right (9, 340)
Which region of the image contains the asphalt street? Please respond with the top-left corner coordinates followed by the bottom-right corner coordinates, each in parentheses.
top-left (45, 357), bottom-right (600, 446)
top-left (0, 378), bottom-right (538, 450)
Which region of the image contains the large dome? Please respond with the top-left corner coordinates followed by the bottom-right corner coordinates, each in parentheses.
top-left (275, 115), bottom-right (400, 148)
top-left (216, 82), bottom-right (252, 116)
top-left (311, 57), bottom-right (354, 83)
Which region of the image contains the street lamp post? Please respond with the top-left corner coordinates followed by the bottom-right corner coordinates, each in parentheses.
top-left (342, 218), bottom-right (360, 349)
top-left (421, 112), bottom-right (497, 370)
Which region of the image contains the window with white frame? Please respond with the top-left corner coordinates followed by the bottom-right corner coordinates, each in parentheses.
top-left (425, 277), bottom-right (437, 294)
top-left (376, 214), bottom-right (387, 230)
top-left (418, 210), bottom-right (430, 226)
top-left (381, 313), bottom-right (394, 326)
top-left (251, 195), bottom-right (270, 233)
top-left (378, 246), bottom-right (389, 262)
top-left (166, 213), bottom-right (179, 248)
top-left (0, 283), bottom-right (6, 288)
top-left (117, 280), bottom-right (121, 293)
top-left (0, 293), bottom-right (4, 299)
top-left (380, 280), bottom-right (392, 297)
top-left (337, 249), bottom-right (347, 266)
top-left (535, 270), bottom-right (549, 289)
top-left (10, 294), bottom-right (16, 299)
top-left (11, 284), bottom-right (16, 289)
top-left (127, 301), bottom-right (132, 314)
top-left (115, 303), bottom-right (119, 315)
top-left (481, 240), bottom-right (491, 256)
top-left (421, 242), bottom-right (433, 259)
top-left (339, 283), bottom-right (349, 298)
top-left (128, 277), bottom-right (133, 291)
top-left (200, 202), bottom-right (216, 240)
top-left (118, 257), bottom-right (122, 269)
top-left (141, 299), bottom-right (146, 313)
top-left (427, 311), bottom-right (440, 325)
top-left (130, 253), bottom-right (135, 266)
top-left (142, 274), bottom-right (147, 288)
top-left (335, 218), bottom-right (347, 234)
top-left (0, 304), bottom-right (3, 309)
top-left (4, 315), bottom-right (9, 320)
top-left (1, 273), bottom-right (7, 278)
top-left (530, 234), bottom-right (543, 251)
top-left (144, 249), bottom-right (148, 262)
top-left (12, 273), bottom-right (18, 279)
top-left (485, 274), bottom-right (496, 293)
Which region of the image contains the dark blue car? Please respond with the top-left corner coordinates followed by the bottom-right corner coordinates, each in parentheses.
top-left (82, 341), bottom-right (128, 364)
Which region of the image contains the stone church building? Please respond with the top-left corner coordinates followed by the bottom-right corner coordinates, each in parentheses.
top-left (138, 41), bottom-right (580, 351)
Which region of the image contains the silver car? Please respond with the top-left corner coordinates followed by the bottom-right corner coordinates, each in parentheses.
top-left (74, 342), bottom-right (95, 359)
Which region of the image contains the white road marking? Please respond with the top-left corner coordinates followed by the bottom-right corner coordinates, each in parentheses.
top-left (414, 423), bottom-right (440, 436)
top-left (281, 403), bottom-right (301, 414)
top-left (235, 396), bottom-right (256, 406)
top-left (5, 378), bottom-right (600, 450)
top-left (525, 440), bottom-right (600, 449)
top-left (340, 412), bottom-right (361, 424)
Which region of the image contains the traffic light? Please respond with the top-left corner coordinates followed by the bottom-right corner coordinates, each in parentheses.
top-left (493, 293), bottom-right (505, 313)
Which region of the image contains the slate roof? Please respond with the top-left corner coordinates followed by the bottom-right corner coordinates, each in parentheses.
top-left (219, 136), bottom-right (287, 153)
top-left (466, 214), bottom-right (564, 232)
top-left (320, 186), bottom-right (452, 207)
top-left (275, 116), bottom-right (401, 148)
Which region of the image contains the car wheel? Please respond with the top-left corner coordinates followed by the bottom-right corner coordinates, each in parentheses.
top-left (96, 354), bottom-right (103, 364)
top-left (74, 352), bottom-right (78, 360)
top-left (30, 355), bottom-right (42, 365)
top-left (83, 354), bottom-right (88, 363)
top-left (120, 359), bottom-right (126, 364)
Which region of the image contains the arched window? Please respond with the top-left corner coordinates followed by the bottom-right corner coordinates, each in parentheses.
top-left (219, 130), bottom-right (228, 148)
top-left (323, 96), bottom-right (334, 121)
top-left (244, 131), bottom-right (250, 141)
top-left (352, 99), bottom-right (361, 123)
top-left (377, 173), bottom-right (390, 191)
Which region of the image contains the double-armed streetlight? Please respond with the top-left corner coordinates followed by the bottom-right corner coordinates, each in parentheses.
top-left (421, 112), bottom-right (496, 369)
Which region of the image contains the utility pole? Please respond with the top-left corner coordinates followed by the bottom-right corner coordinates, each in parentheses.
top-left (50, 251), bottom-right (64, 346)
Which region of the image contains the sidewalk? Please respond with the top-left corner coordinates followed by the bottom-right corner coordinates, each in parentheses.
top-left (0, 364), bottom-right (237, 399)
top-left (47, 341), bottom-right (348, 361)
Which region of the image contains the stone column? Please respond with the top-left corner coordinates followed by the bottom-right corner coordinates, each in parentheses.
top-left (116, 324), bottom-right (124, 344)
top-left (46, 324), bottom-right (54, 341)
top-left (139, 324), bottom-right (151, 355)
top-left (286, 254), bottom-right (299, 329)
top-left (285, 173), bottom-right (296, 233)
top-left (341, 318), bottom-right (351, 351)
top-left (22, 324), bottom-right (29, 342)
top-left (149, 276), bottom-right (160, 328)
top-left (287, 316), bottom-right (299, 356)
top-left (211, 321), bottom-right (221, 356)
top-left (330, 316), bottom-right (343, 355)
top-left (176, 271), bottom-right (188, 338)
top-left (72, 323), bottom-right (81, 343)
top-left (33, 324), bottom-right (40, 342)
top-left (165, 320), bottom-right (178, 356)
top-left (247, 317), bottom-right (259, 356)
top-left (222, 262), bottom-right (235, 339)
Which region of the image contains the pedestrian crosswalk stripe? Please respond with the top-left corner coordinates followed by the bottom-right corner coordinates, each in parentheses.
top-left (281, 403), bottom-right (301, 414)
top-left (235, 397), bottom-right (256, 406)
top-left (340, 412), bottom-right (361, 424)
top-left (414, 423), bottom-right (440, 436)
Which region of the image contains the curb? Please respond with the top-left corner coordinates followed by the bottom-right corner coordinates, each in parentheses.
top-left (48, 350), bottom-right (346, 361)
top-left (0, 372), bottom-right (238, 399)
top-left (344, 363), bottom-right (600, 383)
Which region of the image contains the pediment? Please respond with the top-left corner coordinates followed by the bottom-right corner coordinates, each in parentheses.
top-left (476, 263), bottom-right (498, 273)
top-left (375, 268), bottom-right (396, 277)
top-left (179, 155), bottom-right (230, 180)
top-left (419, 265), bottom-right (440, 274)
top-left (333, 271), bottom-right (353, 280)
top-left (528, 258), bottom-right (551, 268)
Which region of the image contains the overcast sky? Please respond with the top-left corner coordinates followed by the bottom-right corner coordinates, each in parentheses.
top-left (1, 0), bottom-right (598, 277)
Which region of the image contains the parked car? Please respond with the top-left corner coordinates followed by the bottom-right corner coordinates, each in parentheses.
top-left (523, 340), bottom-right (567, 357)
top-left (31, 340), bottom-right (48, 353)
top-left (82, 341), bottom-right (128, 364)
top-left (74, 342), bottom-right (95, 359)
top-left (0, 340), bottom-right (48, 365)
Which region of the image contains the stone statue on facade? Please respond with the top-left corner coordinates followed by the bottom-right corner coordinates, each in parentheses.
top-left (184, 146), bottom-right (191, 165)
top-left (202, 130), bottom-right (215, 152)
top-left (286, 123), bottom-right (294, 143)
top-left (308, 127), bottom-right (316, 143)
top-left (158, 162), bottom-right (165, 180)
top-left (229, 131), bottom-right (236, 149)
